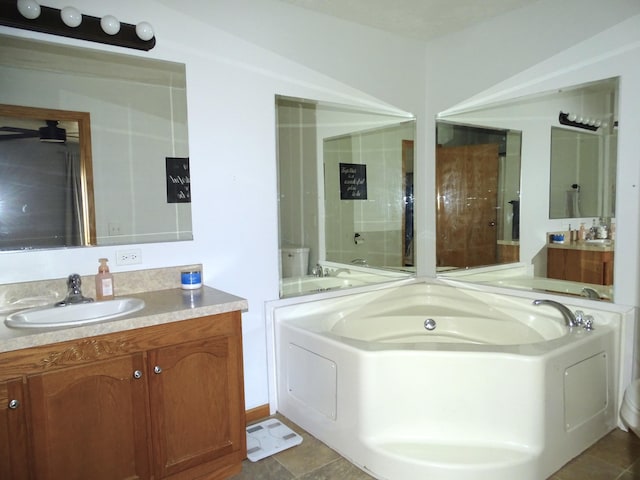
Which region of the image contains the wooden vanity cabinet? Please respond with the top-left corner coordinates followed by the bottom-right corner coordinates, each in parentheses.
top-left (0, 311), bottom-right (246, 480)
top-left (27, 353), bottom-right (151, 480)
top-left (148, 334), bottom-right (245, 479)
top-left (0, 377), bottom-right (30, 480)
top-left (547, 247), bottom-right (614, 286)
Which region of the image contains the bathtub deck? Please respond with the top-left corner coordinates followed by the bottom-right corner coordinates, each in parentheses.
top-left (229, 414), bottom-right (640, 480)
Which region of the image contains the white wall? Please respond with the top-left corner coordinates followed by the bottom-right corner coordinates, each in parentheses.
top-left (2, 0), bottom-right (639, 410)
top-left (0, 0), bottom-right (426, 410)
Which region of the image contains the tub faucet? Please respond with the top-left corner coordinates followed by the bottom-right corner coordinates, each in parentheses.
top-left (56, 274), bottom-right (94, 307)
top-left (581, 287), bottom-right (601, 300)
top-left (532, 299), bottom-right (576, 327)
top-left (331, 268), bottom-right (351, 276)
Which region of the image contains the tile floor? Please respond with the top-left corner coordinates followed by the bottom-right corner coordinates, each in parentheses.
top-left (230, 414), bottom-right (640, 480)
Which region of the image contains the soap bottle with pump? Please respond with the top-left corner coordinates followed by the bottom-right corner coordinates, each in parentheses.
top-left (578, 222), bottom-right (586, 242)
top-left (95, 258), bottom-right (114, 301)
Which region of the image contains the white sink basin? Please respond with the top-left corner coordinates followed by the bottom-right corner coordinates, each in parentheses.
top-left (585, 239), bottom-right (612, 245)
top-left (4, 298), bottom-right (145, 329)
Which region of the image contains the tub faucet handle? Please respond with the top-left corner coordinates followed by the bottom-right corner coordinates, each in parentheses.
top-left (583, 315), bottom-right (595, 331)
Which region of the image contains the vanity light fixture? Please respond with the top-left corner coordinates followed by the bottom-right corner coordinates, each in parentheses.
top-left (16, 0), bottom-right (39, 19)
top-left (60, 6), bottom-right (81, 28)
top-left (558, 111), bottom-right (608, 132)
top-left (0, 0), bottom-right (156, 50)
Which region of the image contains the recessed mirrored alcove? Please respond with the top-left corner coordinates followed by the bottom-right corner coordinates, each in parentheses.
top-left (276, 95), bottom-right (416, 298)
top-left (0, 34), bottom-right (191, 250)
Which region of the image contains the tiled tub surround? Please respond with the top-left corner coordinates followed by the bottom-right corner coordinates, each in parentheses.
top-left (273, 280), bottom-right (631, 480)
top-left (0, 265), bottom-right (248, 352)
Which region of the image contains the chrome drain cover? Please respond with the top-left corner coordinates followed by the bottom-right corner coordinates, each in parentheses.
top-left (424, 318), bottom-right (436, 331)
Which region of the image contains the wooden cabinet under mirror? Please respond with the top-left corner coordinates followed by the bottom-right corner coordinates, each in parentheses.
top-left (0, 377), bottom-right (29, 480)
top-left (0, 311), bottom-right (246, 480)
top-left (547, 245), bottom-right (614, 286)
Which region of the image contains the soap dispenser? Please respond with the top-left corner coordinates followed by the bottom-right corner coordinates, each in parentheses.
top-left (95, 258), bottom-right (114, 301)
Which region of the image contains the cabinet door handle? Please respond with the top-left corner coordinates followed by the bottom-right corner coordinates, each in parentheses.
top-left (8, 399), bottom-right (20, 409)
top-left (133, 370), bottom-right (143, 379)
top-left (154, 366), bottom-right (163, 374)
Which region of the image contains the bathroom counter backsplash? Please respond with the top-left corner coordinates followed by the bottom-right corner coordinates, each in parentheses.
top-left (0, 266), bottom-right (248, 353)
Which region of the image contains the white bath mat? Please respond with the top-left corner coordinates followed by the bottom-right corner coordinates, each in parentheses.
top-left (246, 419), bottom-right (303, 462)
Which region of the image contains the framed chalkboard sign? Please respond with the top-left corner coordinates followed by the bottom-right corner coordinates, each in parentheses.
top-left (166, 157), bottom-right (191, 203)
top-left (339, 163), bottom-right (367, 200)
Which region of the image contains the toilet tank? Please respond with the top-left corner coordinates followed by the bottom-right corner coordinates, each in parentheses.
top-left (280, 248), bottom-right (309, 278)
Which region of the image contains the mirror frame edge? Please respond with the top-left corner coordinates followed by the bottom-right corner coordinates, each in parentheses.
top-left (0, 103), bottom-right (96, 246)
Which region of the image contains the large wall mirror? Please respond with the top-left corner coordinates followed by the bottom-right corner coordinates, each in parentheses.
top-left (276, 95), bottom-right (416, 298)
top-left (0, 35), bottom-right (191, 250)
top-left (549, 126), bottom-right (616, 219)
top-left (437, 77), bottom-right (618, 302)
top-left (435, 122), bottom-right (522, 270)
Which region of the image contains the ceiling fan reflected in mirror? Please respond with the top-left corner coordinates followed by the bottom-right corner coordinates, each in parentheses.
top-left (0, 119), bottom-right (76, 143)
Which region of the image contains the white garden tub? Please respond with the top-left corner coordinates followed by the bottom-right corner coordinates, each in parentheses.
top-left (273, 280), bottom-right (623, 480)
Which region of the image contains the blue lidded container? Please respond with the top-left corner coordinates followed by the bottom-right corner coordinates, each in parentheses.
top-left (181, 267), bottom-right (202, 290)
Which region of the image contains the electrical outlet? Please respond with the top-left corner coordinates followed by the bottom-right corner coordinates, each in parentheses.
top-left (108, 222), bottom-right (122, 236)
top-left (116, 249), bottom-right (142, 265)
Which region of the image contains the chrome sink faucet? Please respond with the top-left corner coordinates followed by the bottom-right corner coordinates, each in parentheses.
top-left (56, 274), bottom-right (94, 306)
top-left (532, 299), bottom-right (576, 327)
top-left (311, 264), bottom-right (325, 277)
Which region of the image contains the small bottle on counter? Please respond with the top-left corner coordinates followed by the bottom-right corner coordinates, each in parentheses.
top-left (95, 258), bottom-right (115, 301)
top-left (578, 223), bottom-right (586, 242)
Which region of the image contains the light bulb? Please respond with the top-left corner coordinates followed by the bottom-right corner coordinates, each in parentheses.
top-left (100, 15), bottom-right (120, 35)
top-left (568, 113), bottom-right (577, 121)
top-left (60, 6), bottom-right (82, 27)
top-left (594, 120), bottom-right (602, 127)
top-left (17, 0), bottom-right (41, 19)
top-left (135, 21), bottom-right (154, 41)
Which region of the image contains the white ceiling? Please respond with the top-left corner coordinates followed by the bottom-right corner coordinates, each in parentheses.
top-left (277, 0), bottom-right (540, 42)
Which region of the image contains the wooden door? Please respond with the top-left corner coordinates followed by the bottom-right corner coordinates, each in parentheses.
top-left (148, 323), bottom-right (245, 479)
top-left (27, 354), bottom-right (151, 480)
top-left (0, 377), bottom-right (30, 480)
top-left (436, 144), bottom-right (499, 268)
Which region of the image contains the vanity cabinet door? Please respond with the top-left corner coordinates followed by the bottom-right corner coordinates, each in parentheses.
top-left (0, 377), bottom-right (30, 480)
top-left (26, 353), bottom-right (152, 480)
top-left (148, 321), bottom-right (245, 479)
top-left (547, 248), bottom-right (614, 285)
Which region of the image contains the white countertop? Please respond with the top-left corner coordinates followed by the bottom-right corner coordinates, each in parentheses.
top-left (0, 286), bottom-right (248, 354)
